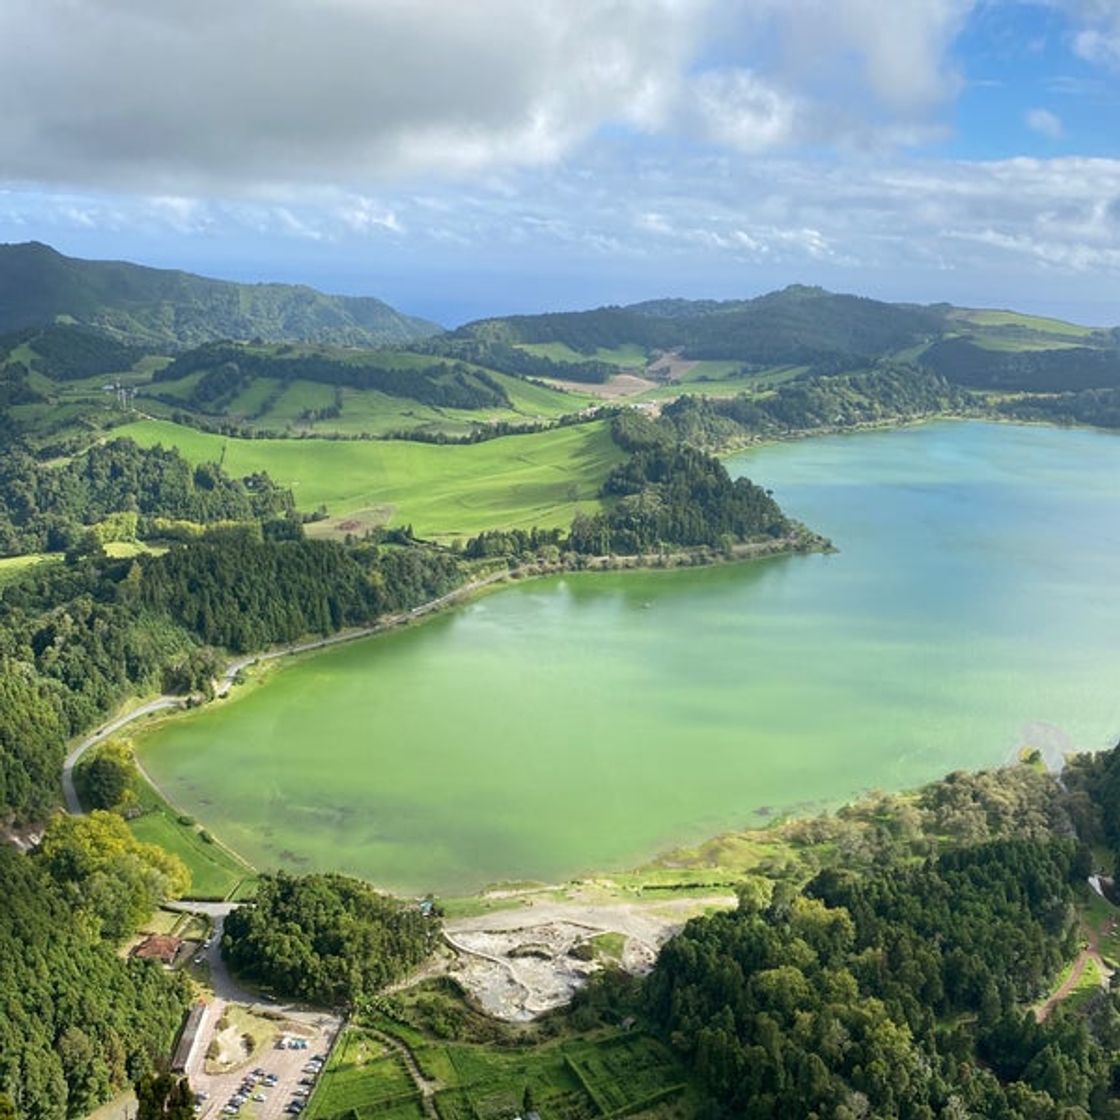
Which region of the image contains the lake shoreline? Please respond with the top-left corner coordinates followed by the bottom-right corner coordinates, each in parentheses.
top-left (70, 418), bottom-right (1120, 900)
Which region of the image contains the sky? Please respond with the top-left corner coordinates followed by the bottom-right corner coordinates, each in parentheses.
top-left (0, 0), bottom-right (1117, 327)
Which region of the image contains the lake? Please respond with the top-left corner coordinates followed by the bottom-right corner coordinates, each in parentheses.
top-left (136, 421), bottom-right (1120, 894)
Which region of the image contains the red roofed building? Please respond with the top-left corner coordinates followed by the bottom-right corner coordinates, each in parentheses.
top-left (132, 934), bottom-right (183, 965)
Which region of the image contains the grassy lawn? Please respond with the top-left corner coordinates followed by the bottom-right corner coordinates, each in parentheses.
top-left (0, 552), bottom-right (62, 585)
top-left (128, 776), bottom-right (255, 900)
top-left (310, 1020), bottom-right (693, 1120)
top-left (1066, 954), bottom-right (1107, 1013)
top-left (103, 540), bottom-right (168, 559)
top-left (116, 418), bottom-right (624, 539)
top-left (1081, 892), bottom-right (1120, 967)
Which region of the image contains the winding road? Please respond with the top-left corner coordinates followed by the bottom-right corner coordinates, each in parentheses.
top-left (61, 568), bottom-right (515, 816)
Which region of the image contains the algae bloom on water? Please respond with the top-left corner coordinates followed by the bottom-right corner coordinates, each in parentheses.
top-left (137, 421), bottom-right (1120, 895)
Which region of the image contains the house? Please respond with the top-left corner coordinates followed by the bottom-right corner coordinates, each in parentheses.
top-left (132, 934), bottom-right (184, 965)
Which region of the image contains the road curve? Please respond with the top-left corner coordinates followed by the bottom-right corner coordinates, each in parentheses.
top-left (61, 569), bottom-right (514, 815)
top-left (62, 696), bottom-right (189, 813)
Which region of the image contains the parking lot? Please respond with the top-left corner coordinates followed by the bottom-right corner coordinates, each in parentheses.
top-left (186, 1005), bottom-right (341, 1120)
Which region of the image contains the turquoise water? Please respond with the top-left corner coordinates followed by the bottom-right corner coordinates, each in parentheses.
top-left (138, 421), bottom-right (1120, 894)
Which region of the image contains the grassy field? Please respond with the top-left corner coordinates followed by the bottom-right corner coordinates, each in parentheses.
top-left (142, 347), bottom-right (594, 439)
top-left (308, 1019), bottom-right (693, 1120)
top-left (635, 364), bottom-right (806, 401)
top-left (951, 308), bottom-right (1096, 336)
top-left (127, 770), bottom-right (255, 900)
top-left (0, 552), bottom-right (62, 585)
top-left (116, 417), bottom-right (624, 539)
top-left (518, 342), bottom-right (649, 369)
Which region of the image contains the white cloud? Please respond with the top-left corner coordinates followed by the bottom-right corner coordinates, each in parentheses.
top-left (1026, 107), bottom-right (1064, 138)
top-left (1049, 0), bottom-right (1120, 69)
top-left (687, 69), bottom-right (801, 152)
top-left (0, 0), bottom-right (986, 195)
top-left (753, 0), bottom-right (974, 110)
top-left (0, 0), bottom-right (709, 192)
top-left (1073, 26), bottom-right (1120, 67)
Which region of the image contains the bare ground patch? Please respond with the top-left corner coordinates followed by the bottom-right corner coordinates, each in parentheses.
top-left (542, 373), bottom-right (659, 400)
top-left (437, 894), bottom-right (734, 1021)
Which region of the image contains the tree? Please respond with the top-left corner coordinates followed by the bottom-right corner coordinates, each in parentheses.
top-left (135, 1074), bottom-right (194, 1120)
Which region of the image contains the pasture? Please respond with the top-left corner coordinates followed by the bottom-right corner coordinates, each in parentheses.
top-left (517, 341), bottom-right (649, 369)
top-left (951, 308), bottom-right (1096, 337)
top-left (115, 418), bottom-right (623, 539)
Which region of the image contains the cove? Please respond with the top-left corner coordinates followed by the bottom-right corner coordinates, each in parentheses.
top-left (135, 421), bottom-right (1120, 895)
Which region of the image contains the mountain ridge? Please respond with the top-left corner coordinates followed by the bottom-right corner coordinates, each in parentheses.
top-left (0, 241), bottom-right (440, 348)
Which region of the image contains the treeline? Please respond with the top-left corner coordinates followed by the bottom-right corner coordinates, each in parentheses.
top-left (643, 836), bottom-right (1120, 1118)
top-left (153, 344), bottom-right (510, 410)
top-left (0, 324), bottom-right (146, 382)
top-left (0, 534), bottom-right (463, 821)
top-left (414, 334), bottom-right (616, 383)
top-left (998, 389), bottom-right (1120, 430)
top-left (922, 338), bottom-right (1120, 392)
top-left (660, 364), bottom-right (968, 449)
top-left (0, 438), bottom-right (292, 556)
top-left (0, 844), bottom-right (190, 1120)
top-left (222, 872), bottom-right (437, 1007)
top-left (140, 535), bottom-right (460, 651)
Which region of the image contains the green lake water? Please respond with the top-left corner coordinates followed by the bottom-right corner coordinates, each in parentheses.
top-left (136, 421), bottom-right (1120, 895)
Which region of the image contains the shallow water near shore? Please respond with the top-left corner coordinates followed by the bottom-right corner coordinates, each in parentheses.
top-left (137, 421), bottom-right (1120, 894)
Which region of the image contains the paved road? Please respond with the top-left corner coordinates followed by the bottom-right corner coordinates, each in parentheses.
top-left (164, 901), bottom-right (344, 1031)
top-left (61, 569), bottom-right (513, 815)
top-left (62, 696), bottom-right (188, 813)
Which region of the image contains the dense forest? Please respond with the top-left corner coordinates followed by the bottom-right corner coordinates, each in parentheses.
top-left (0, 843), bottom-right (190, 1120)
top-left (0, 534), bottom-right (462, 821)
top-left (922, 338), bottom-right (1120, 392)
top-left (642, 838), bottom-right (1116, 1118)
top-left (660, 363), bottom-right (970, 449)
top-left (0, 438), bottom-right (292, 556)
top-left (222, 872), bottom-right (438, 1007)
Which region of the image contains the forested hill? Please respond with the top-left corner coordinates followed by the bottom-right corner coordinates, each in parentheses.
top-left (0, 242), bottom-right (440, 348)
top-left (450, 286), bottom-right (1119, 392)
top-left (455, 285), bottom-right (945, 367)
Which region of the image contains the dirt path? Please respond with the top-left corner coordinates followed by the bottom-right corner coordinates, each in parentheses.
top-left (366, 1027), bottom-right (438, 1118)
top-left (61, 569), bottom-right (514, 814)
top-left (1036, 923), bottom-right (1111, 1022)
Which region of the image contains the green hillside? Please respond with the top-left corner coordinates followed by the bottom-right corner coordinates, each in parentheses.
top-left (0, 241), bottom-right (440, 347)
top-left (116, 416), bottom-right (624, 539)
